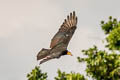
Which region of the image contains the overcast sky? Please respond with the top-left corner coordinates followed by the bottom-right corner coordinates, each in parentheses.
top-left (0, 0), bottom-right (120, 80)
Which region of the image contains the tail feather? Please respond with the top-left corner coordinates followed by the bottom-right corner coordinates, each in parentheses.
top-left (37, 48), bottom-right (50, 60)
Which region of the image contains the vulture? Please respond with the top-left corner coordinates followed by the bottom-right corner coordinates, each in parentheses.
top-left (37, 11), bottom-right (78, 64)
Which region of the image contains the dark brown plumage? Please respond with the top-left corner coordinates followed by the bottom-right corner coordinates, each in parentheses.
top-left (37, 11), bottom-right (78, 64)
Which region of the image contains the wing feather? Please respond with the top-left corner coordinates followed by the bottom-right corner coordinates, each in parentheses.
top-left (50, 11), bottom-right (78, 48)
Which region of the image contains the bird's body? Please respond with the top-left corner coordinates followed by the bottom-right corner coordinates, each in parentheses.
top-left (37, 11), bottom-right (78, 64)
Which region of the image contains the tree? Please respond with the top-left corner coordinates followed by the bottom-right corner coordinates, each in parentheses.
top-left (27, 66), bottom-right (48, 80)
top-left (78, 16), bottom-right (120, 80)
top-left (27, 67), bottom-right (87, 80)
top-left (55, 69), bottom-right (87, 80)
top-left (101, 16), bottom-right (120, 50)
top-left (78, 46), bottom-right (120, 80)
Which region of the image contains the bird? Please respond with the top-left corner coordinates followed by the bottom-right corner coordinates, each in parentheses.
top-left (37, 11), bottom-right (78, 64)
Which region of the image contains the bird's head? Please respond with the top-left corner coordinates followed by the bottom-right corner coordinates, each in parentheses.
top-left (62, 50), bottom-right (73, 56)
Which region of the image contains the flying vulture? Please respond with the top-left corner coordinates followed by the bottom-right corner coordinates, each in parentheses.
top-left (37, 11), bottom-right (78, 64)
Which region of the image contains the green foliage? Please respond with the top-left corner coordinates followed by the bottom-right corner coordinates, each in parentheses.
top-left (101, 16), bottom-right (120, 50)
top-left (27, 66), bottom-right (47, 80)
top-left (78, 46), bottom-right (120, 80)
top-left (106, 26), bottom-right (120, 50)
top-left (27, 67), bottom-right (87, 80)
top-left (54, 69), bottom-right (87, 80)
top-left (101, 16), bottom-right (120, 34)
top-left (77, 16), bottom-right (120, 80)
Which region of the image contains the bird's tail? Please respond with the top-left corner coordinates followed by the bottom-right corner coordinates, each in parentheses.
top-left (37, 48), bottom-right (50, 60)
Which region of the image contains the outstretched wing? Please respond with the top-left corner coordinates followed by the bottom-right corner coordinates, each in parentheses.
top-left (50, 11), bottom-right (77, 49)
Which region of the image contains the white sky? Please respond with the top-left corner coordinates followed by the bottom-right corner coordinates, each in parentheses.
top-left (0, 0), bottom-right (120, 80)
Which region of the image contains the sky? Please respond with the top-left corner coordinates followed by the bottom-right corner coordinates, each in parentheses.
top-left (0, 0), bottom-right (120, 80)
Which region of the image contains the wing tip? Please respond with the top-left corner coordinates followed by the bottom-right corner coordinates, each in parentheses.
top-left (61, 11), bottom-right (77, 29)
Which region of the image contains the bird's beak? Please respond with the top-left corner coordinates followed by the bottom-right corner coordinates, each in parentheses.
top-left (67, 51), bottom-right (73, 56)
